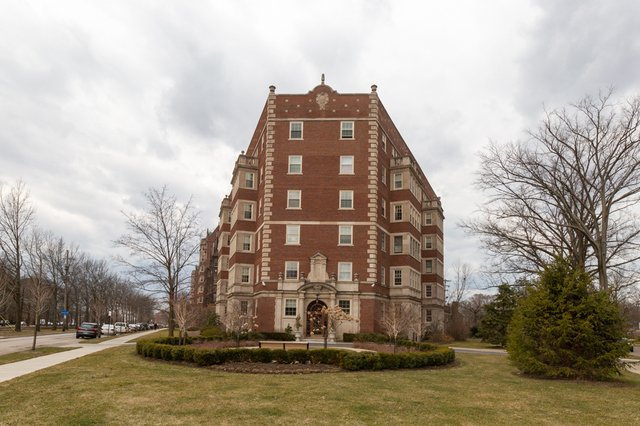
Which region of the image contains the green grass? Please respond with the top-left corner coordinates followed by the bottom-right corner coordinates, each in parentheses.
top-left (126, 329), bottom-right (172, 343)
top-left (445, 338), bottom-right (504, 350)
top-left (0, 346), bottom-right (639, 425)
top-left (0, 327), bottom-right (76, 338)
top-left (0, 347), bottom-right (75, 366)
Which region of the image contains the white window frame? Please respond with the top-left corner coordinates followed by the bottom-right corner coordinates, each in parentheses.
top-left (241, 267), bottom-right (250, 283)
top-left (381, 199), bottom-right (386, 218)
top-left (381, 134), bottom-right (387, 151)
top-left (394, 173), bottom-right (403, 189)
top-left (340, 121), bottom-right (354, 139)
top-left (425, 260), bottom-right (433, 274)
top-left (244, 203), bottom-right (253, 220)
top-left (286, 225), bottom-right (300, 245)
top-left (285, 261), bottom-right (299, 280)
top-left (338, 300), bottom-right (351, 315)
top-left (340, 156), bottom-right (354, 174)
top-left (242, 234), bottom-right (251, 251)
top-left (394, 269), bottom-right (402, 286)
top-left (425, 284), bottom-right (432, 298)
top-left (381, 165), bottom-right (386, 185)
top-left (288, 155), bottom-right (302, 174)
top-left (339, 190), bottom-right (354, 209)
top-left (285, 299), bottom-right (297, 316)
top-left (394, 235), bottom-right (403, 254)
top-left (424, 236), bottom-right (432, 249)
top-left (287, 190), bottom-right (301, 209)
top-left (290, 122), bottom-right (303, 139)
top-left (338, 262), bottom-right (352, 281)
top-left (425, 212), bottom-right (433, 225)
top-left (381, 266), bottom-right (385, 286)
top-left (339, 226), bottom-right (353, 245)
top-left (394, 204), bottom-right (403, 221)
top-left (426, 309), bottom-right (433, 323)
top-left (381, 231), bottom-right (386, 252)
top-left (245, 172), bottom-right (254, 189)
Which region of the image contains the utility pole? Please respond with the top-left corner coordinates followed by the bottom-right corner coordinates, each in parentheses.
top-left (62, 250), bottom-right (69, 332)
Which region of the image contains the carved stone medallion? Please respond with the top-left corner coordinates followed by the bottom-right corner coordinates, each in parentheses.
top-left (316, 92), bottom-right (329, 110)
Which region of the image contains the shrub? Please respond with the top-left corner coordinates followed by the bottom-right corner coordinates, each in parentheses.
top-left (193, 348), bottom-right (219, 366)
top-left (507, 258), bottom-right (629, 380)
top-left (250, 348), bottom-right (273, 363)
top-left (260, 332), bottom-right (295, 341)
top-left (161, 345), bottom-right (173, 361)
top-left (171, 346), bottom-right (186, 361)
top-left (478, 284), bottom-right (520, 346)
top-left (200, 325), bottom-right (223, 337)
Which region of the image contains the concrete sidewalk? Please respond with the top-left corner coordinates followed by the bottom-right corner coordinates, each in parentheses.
top-left (0, 330), bottom-right (159, 383)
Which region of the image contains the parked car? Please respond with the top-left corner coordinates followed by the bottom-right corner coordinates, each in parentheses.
top-left (76, 322), bottom-right (102, 339)
top-left (101, 324), bottom-right (116, 336)
top-left (114, 322), bottom-right (129, 334)
top-left (128, 323), bottom-right (139, 332)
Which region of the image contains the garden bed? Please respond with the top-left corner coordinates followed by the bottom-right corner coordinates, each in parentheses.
top-left (136, 337), bottom-right (456, 373)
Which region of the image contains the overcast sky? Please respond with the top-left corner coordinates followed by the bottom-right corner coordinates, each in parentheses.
top-left (1, 0), bottom-right (639, 289)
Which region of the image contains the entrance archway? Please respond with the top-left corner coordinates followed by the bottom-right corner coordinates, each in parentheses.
top-left (306, 300), bottom-right (327, 336)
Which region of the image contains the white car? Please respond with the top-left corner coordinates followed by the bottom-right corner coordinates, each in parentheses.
top-left (101, 324), bottom-right (116, 336)
top-left (114, 322), bottom-right (129, 334)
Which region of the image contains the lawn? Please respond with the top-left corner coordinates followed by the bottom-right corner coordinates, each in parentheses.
top-left (0, 327), bottom-right (76, 338)
top-left (445, 338), bottom-right (504, 350)
top-left (0, 346), bottom-right (638, 425)
top-left (0, 347), bottom-right (75, 366)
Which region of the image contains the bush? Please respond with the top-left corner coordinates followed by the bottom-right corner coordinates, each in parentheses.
top-left (343, 333), bottom-right (389, 344)
top-left (478, 284), bottom-right (520, 346)
top-left (138, 338), bottom-right (455, 371)
top-left (507, 258), bottom-right (629, 380)
top-left (260, 332), bottom-right (295, 341)
top-left (200, 325), bottom-right (223, 337)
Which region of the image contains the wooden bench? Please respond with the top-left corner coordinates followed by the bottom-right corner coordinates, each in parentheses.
top-left (258, 341), bottom-right (309, 350)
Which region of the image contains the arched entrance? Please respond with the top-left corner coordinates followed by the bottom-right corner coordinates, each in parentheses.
top-left (306, 300), bottom-right (327, 336)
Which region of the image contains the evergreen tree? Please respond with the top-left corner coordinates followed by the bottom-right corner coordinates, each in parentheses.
top-left (507, 258), bottom-right (628, 380)
top-left (478, 284), bottom-right (519, 346)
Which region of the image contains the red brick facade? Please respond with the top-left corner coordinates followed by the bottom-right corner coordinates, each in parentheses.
top-left (214, 80), bottom-right (445, 338)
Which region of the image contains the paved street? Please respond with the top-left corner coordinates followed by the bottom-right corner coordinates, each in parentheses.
top-left (0, 332), bottom-right (79, 356)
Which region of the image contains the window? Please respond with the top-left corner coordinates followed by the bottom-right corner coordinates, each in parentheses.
top-left (394, 205), bottom-right (403, 221)
top-left (242, 235), bottom-right (251, 251)
top-left (425, 260), bottom-right (433, 273)
top-left (339, 190), bottom-right (353, 209)
top-left (241, 301), bottom-right (248, 316)
top-left (285, 262), bottom-right (298, 280)
top-left (228, 211), bottom-right (232, 223)
top-left (425, 285), bottom-right (432, 298)
top-left (198, 285), bottom-right (204, 294)
top-left (285, 299), bottom-right (297, 316)
top-left (288, 156), bottom-right (302, 174)
top-left (260, 168), bottom-right (263, 183)
top-left (394, 270), bottom-right (402, 286)
top-left (339, 226), bottom-right (353, 245)
top-left (199, 276), bottom-right (204, 282)
top-left (290, 122), bottom-right (303, 139)
top-left (381, 134), bottom-right (387, 151)
top-left (425, 212), bottom-right (433, 225)
top-left (245, 172), bottom-right (254, 189)
top-left (341, 121), bottom-right (354, 139)
top-left (241, 267), bottom-right (250, 283)
top-left (340, 156), bottom-right (354, 174)
top-left (381, 200), bottom-right (386, 218)
top-left (426, 309), bottom-right (432, 323)
top-left (244, 204), bottom-right (253, 219)
top-left (227, 235), bottom-right (231, 246)
top-left (381, 231), bottom-right (386, 252)
top-left (259, 199), bottom-right (262, 216)
top-left (394, 173), bottom-right (403, 189)
top-left (425, 236), bottom-right (432, 249)
top-left (381, 266), bottom-right (385, 286)
top-left (338, 300), bottom-right (351, 315)
top-left (381, 166), bottom-right (386, 185)
top-left (286, 225), bottom-right (300, 244)
top-left (394, 236), bottom-right (403, 253)
top-left (410, 236), bottom-right (420, 259)
top-left (287, 190), bottom-right (301, 209)
top-left (338, 262), bottom-right (352, 281)
top-left (198, 296), bottom-right (203, 304)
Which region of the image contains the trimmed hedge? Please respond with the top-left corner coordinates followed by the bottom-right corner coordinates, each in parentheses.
top-left (136, 338), bottom-right (455, 371)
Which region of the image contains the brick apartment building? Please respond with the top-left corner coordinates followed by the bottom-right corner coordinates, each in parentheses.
top-left (211, 78), bottom-right (445, 338)
top-left (190, 228), bottom-right (220, 308)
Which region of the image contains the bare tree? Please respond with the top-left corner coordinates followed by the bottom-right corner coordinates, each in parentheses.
top-left (407, 305), bottom-right (431, 346)
top-left (378, 302), bottom-right (413, 353)
top-left (0, 257), bottom-right (12, 321)
top-left (24, 229), bottom-right (54, 349)
top-left (223, 299), bottom-right (257, 348)
top-left (172, 292), bottom-right (203, 345)
top-left (459, 293), bottom-right (494, 329)
top-left (461, 90), bottom-right (640, 290)
top-left (446, 259), bottom-right (474, 305)
top-left (113, 186), bottom-right (202, 336)
top-left (0, 180), bottom-right (37, 331)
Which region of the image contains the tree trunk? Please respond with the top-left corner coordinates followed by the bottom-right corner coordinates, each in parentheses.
top-left (14, 279), bottom-right (22, 332)
top-left (32, 313), bottom-right (39, 350)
